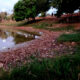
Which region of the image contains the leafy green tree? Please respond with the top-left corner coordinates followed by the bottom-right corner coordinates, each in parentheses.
top-left (36, 0), bottom-right (50, 13)
top-left (14, 0), bottom-right (37, 21)
top-left (51, 0), bottom-right (80, 17)
top-left (14, 0), bottom-right (50, 21)
top-left (14, 0), bottom-right (25, 21)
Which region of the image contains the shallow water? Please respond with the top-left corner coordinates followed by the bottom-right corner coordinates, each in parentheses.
top-left (0, 28), bottom-right (40, 51)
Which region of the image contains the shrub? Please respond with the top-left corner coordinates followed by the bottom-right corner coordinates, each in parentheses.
top-left (57, 33), bottom-right (80, 42)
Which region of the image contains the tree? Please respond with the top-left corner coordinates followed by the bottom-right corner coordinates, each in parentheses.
top-left (14, 0), bottom-right (37, 21)
top-left (51, 0), bottom-right (80, 17)
top-left (36, 0), bottom-right (50, 13)
top-left (0, 12), bottom-right (7, 21)
top-left (14, 0), bottom-right (50, 21)
top-left (6, 14), bottom-right (14, 21)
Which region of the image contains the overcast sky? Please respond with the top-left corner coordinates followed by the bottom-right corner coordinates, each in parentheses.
top-left (0, 0), bottom-right (18, 13)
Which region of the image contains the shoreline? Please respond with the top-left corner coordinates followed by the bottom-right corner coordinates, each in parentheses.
top-left (0, 26), bottom-right (61, 69)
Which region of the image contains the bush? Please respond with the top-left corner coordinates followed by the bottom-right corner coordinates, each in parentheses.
top-left (57, 33), bottom-right (80, 42)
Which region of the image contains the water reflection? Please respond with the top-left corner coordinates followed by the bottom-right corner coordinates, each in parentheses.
top-left (0, 29), bottom-right (40, 51)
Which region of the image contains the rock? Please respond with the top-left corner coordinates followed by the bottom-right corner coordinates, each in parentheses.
top-left (71, 42), bottom-right (76, 46)
top-left (0, 63), bottom-right (3, 68)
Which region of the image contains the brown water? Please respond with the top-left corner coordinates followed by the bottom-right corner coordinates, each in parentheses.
top-left (0, 28), bottom-right (40, 51)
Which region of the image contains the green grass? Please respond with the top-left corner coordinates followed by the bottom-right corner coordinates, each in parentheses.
top-left (57, 33), bottom-right (80, 42)
top-left (47, 25), bottom-right (74, 31)
top-left (74, 45), bottom-right (80, 54)
top-left (32, 22), bottom-right (75, 31)
top-left (32, 22), bottom-right (53, 29)
top-left (0, 68), bottom-right (9, 80)
top-left (0, 53), bottom-right (80, 80)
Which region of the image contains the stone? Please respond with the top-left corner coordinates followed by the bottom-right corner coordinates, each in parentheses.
top-left (71, 42), bottom-right (76, 46)
top-left (0, 63), bottom-right (3, 68)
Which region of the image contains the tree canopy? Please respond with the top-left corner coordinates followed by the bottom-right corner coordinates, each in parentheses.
top-left (14, 0), bottom-right (37, 21)
top-left (36, 0), bottom-right (50, 13)
top-left (51, 0), bottom-right (80, 17)
top-left (14, 0), bottom-right (50, 21)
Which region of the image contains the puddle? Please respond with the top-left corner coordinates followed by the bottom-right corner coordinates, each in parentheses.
top-left (0, 28), bottom-right (40, 51)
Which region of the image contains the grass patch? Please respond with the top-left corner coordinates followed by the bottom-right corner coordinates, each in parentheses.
top-left (0, 53), bottom-right (80, 80)
top-left (6, 21), bottom-right (27, 27)
top-left (0, 21), bottom-right (24, 27)
top-left (32, 22), bottom-right (75, 32)
top-left (57, 33), bottom-right (80, 42)
top-left (74, 45), bottom-right (80, 54)
top-left (32, 22), bottom-right (53, 29)
top-left (0, 68), bottom-right (9, 80)
top-left (47, 25), bottom-right (74, 31)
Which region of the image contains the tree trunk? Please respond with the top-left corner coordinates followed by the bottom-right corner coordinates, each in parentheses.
top-left (33, 17), bottom-right (35, 21)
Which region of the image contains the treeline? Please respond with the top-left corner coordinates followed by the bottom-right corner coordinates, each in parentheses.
top-left (13, 0), bottom-right (80, 21)
top-left (14, 0), bottom-right (50, 21)
top-left (0, 12), bottom-right (14, 22)
top-left (0, 12), bottom-right (7, 21)
top-left (0, 0), bottom-right (80, 22)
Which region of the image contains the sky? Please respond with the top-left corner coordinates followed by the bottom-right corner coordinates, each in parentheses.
top-left (0, 0), bottom-right (18, 14)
